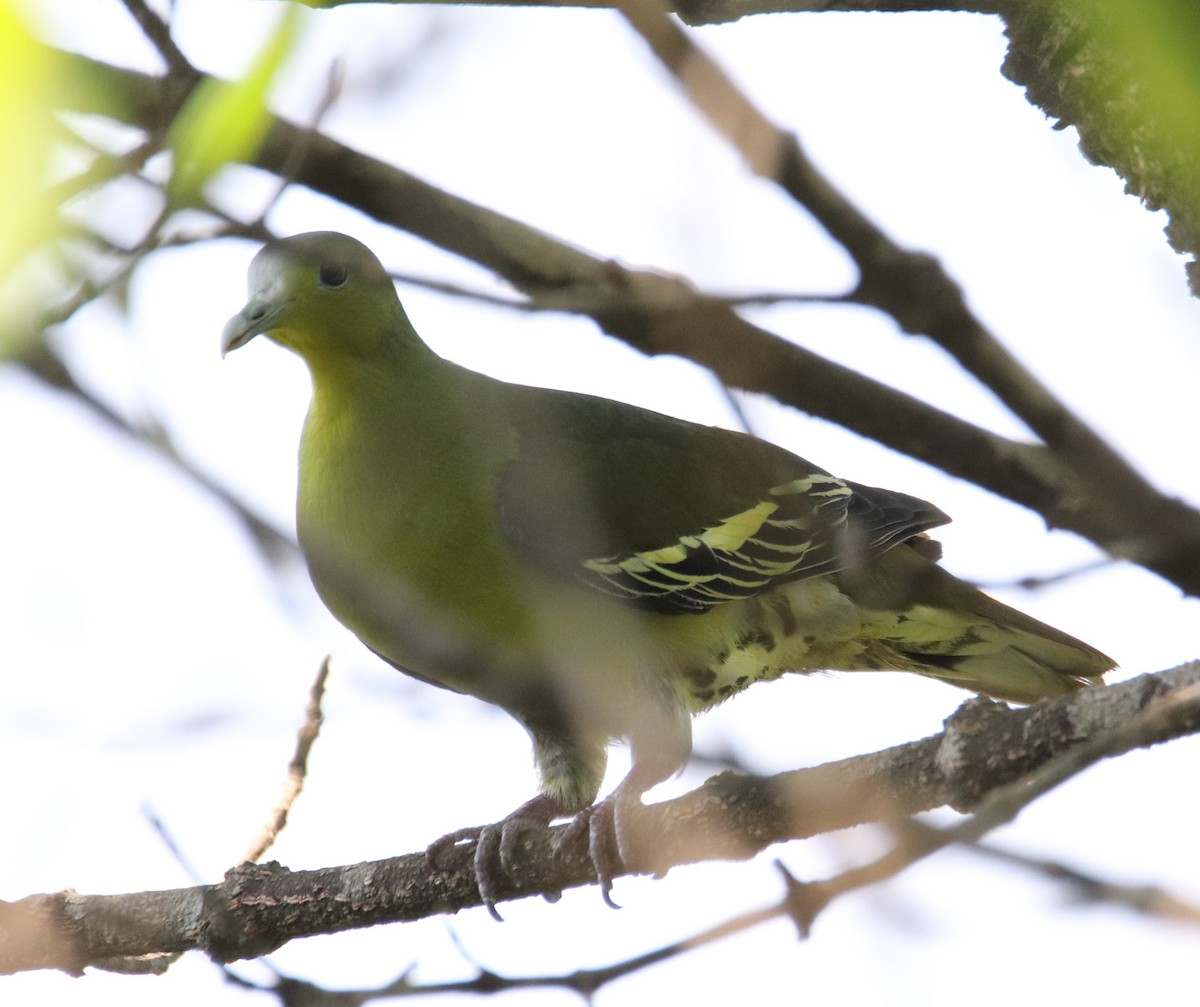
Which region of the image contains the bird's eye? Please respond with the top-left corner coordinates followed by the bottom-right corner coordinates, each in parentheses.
top-left (318, 262), bottom-right (349, 288)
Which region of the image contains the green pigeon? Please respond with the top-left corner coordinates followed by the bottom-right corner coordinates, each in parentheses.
top-left (222, 231), bottom-right (1113, 915)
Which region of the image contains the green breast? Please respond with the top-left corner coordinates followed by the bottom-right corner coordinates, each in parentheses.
top-left (296, 365), bottom-right (534, 685)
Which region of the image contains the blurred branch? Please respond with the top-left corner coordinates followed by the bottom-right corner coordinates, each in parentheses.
top-left (226, 834), bottom-right (1200, 1005)
top-left (286, 0), bottom-right (1200, 295)
top-left (142, 808), bottom-right (208, 889)
top-left (616, 0), bottom-right (1200, 588)
top-left (241, 59), bottom-right (347, 233)
top-left (47, 137), bottom-right (160, 207)
top-left (764, 674), bottom-right (1200, 932)
top-left (50, 52), bottom-right (1200, 597)
top-left (18, 333), bottom-right (295, 564)
top-left (224, 874), bottom-right (790, 1002)
top-left (118, 0), bottom-right (193, 77)
top-left (287, 0), bottom-right (1001, 27)
top-left (971, 842), bottom-right (1200, 926)
top-left (387, 269), bottom-right (849, 311)
top-left (974, 557), bottom-right (1115, 591)
top-left (2, 662), bottom-right (1197, 976)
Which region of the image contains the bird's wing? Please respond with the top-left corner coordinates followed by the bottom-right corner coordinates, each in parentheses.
top-left (497, 387), bottom-right (950, 615)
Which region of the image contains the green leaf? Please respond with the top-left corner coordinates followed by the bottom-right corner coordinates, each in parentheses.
top-left (166, 7), bottom-right (300, 207)
top-left (0, 2), bottom-right (61, 278)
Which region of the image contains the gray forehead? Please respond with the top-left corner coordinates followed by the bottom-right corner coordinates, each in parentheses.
top-left (249, 233), bottom-right (384, 288)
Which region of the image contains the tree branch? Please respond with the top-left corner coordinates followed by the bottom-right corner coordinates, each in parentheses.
top-left (287, 0), bottom-right (1002, 28)
top-left (970, 842), bottom-right (1200, 927)
top-left (615, 0), bottom-right (1200, 585)
top-left (226, 834), bottom-right (1200, 1004)
top-left (118, 0), bottom-right (193, 77)
top-left (48, 52), bottom-right (1200, 596)
top-left (3, 663), bottom-right (1196, 977)
top-left (999, 0), bottom-right (1200, 295)
top-left (18, 313), bottom-right (296, 567)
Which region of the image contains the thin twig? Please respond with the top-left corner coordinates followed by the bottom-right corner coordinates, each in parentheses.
top-left (226, 890), bottom-right (788, 1002)
top-left (141, 807), bottom-right (207, 886)
top-left (47, 139), bottom-right (160, 207)
top-left (975, 557), bottom-right (1115, 592)
top-left (970, 842), bottom-right (1200, 928)
top-left (21, 329), bottom-right (296, 566)
top-left (19, 214), bottom-right (297, 564)
top-left (241, 659), bottom-right (331, 865)
top-left (243, 60), bottom-right (347, 231)
top-left (383, 269), bottom-right (848, 313)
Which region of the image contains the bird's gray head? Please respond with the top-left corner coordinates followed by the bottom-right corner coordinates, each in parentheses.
top-left (221, 231), bottom-right (402, 363)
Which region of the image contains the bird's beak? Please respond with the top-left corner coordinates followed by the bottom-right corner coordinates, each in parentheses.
top-left (221, 299), bottom-right (281, 357)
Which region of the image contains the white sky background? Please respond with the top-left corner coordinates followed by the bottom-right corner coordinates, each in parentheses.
top-left (4, 1), bottom-right (1200, 1004)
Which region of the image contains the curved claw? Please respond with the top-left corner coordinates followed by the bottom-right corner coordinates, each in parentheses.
top-left (559, 786), bottom-right (641, 909)
top-left (425, 819), bottom-right (534, 920)
top-left (581, 800), bottom-right (621, 908)
top-left (462, 795), bottom-right (564, 919)
top-left (472, 825), bottom-right (506, 921)
top-left (428, 789), bottom-right (644, 916)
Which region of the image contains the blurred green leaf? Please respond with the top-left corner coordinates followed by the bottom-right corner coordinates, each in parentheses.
top-left (0, 1), bottom-right (61, 278)
top-left (165, 6), bottom-right (300, 207)
top-left (0, 1), bottom-right (71, 359)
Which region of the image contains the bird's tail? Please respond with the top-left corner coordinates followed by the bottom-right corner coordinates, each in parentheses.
top-left (851, 547), bottom-right (1114, 703)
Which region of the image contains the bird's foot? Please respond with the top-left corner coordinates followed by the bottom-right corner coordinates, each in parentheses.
top-left (427, 788), bottom-right (644, 917)
top-left (557, 786), bottom-right (640, 909)
top-left (427, 795), bottom-right (561, 921)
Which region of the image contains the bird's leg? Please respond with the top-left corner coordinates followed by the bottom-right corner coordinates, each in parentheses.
top-left (566, 770), bottom-right (652, 909)
top-left (430, 700), bottom-right (688, 915)
top-left (427, 727), bottom-right (607, 919)
top-left (553, 760), bottom-right (666, 908)
top-left (562, 700), bottom-right (692, 908)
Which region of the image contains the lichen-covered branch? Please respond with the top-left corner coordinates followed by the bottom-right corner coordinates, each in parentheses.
top-left (999, 0), bottom-right (1200, 295)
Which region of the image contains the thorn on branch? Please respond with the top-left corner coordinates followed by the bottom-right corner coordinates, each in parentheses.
top-left (773, 861), bottom-right (819, 939)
